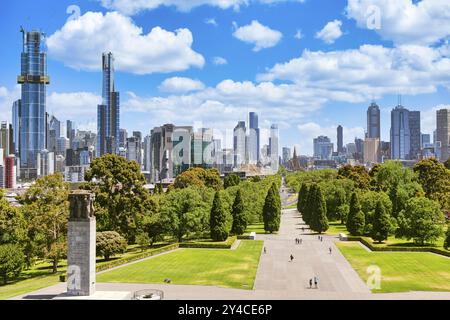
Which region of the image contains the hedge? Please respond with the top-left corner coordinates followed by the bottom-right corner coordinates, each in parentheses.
top-left (179, 236), bottom-right (237, 249)
top-left (96, 243), bottom-right (179, 272)
top-left (347, 236), bottom-right (450, 258)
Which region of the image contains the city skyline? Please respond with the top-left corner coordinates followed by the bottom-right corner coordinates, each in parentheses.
top-left (1, 1), bottom-right (450, 156)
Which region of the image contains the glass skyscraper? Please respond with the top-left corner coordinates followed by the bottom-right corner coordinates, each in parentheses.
top-left (367, 102), bottom-right (381, 139)
top-left (17, 30), bottom-right (49, 179)
top-left (248, 112), bottom-right (260, 164)
top-left (97, 52), bottom-right (120, 156)
top-left (12, 99), bottom-right (21, 155)
top-left (390, 105), bottom-right (410, 160)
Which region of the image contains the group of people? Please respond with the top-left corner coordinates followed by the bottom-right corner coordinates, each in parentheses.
top-left (295, 238), bottom-right (303, 244)
top-left (309, 276), bottom-right (319, 289)
top-left (318, 235), bottom-right (324, 242)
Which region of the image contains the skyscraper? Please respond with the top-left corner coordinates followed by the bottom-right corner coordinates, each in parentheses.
top-left (269, 124), bottom-right (279, 172)
top-left (97, 52), bottom-right (120, 156)
top-left (409, 111), bottom-right (421, 160)
top-left (12, 100), bottom-right (21, 155)
top-left (17, 29), bottom-right (49, 179)
top-left (390, 105), bottom-right (411, 160)
top-left (367, 102), bottom-right (381, 139)
top-left (233, 121), bottom-right (246, 168)
top-left (337, 125), bottom-right (344, 154)
top-left (436, 109), bottom-right (450, 161)
top-left (248, 112), bottom-right (260, 164)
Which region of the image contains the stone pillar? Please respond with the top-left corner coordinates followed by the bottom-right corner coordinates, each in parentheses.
top-left (67, 191), bottom-right (96, 296)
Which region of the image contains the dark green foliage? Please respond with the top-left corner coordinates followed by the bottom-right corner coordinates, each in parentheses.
top-left (347, 192), bottom-right (366, 236)
top-left (444, 227), bottom-right (450, 250)
top-left (224, 174), bottom-right (241, 189)
top-left (303, 184), bottom-right (318, 226)
top-left (0, 244), bottom-right (25, 284)
top-left (371, 200), bottom-right (392, 243)
top-left (309, 186), bottom-right (329, 234)
top-left (263, 183), bottom-right (281, 233)
top-left (231, 190), bottom-right (247, 235)
top-left (297, 183), bottom-right (309, 214)
top-left (210, 192), bottom-right (229, 241)
top-left (96, 231), bottom-right (128, 260)
top-left (337, 165), bottom-right (371, 189)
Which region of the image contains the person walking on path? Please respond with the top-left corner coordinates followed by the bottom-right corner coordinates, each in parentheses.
top-left (329, 247), bottom-right (332, 254)
top-left (314, 277), bottom-right (318, 289)
top-left (309, 279), bottom-right (312, 289)
top-left (290, 254), bottom-right (294, 262)
top-left (264, 247), bottom-right (267, 254)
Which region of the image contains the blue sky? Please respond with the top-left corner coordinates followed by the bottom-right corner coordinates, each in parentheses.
top-left (1, 0), bottom-right (450, 155)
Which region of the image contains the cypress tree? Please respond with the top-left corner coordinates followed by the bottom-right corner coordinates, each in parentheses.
top-left (310, 186), bottom-right (329, 234)
top-left (371, 200), bottom-right (391, 243)
top-left (210, 191), bottom-right (229, 241)
top-left (443, 227), bottom-right (450, 250)
top-left (231, 189), bottom-right (247, 235)
top-left (347, 192), bottom-right (366, 236)
top-left (297, 183), bottom-right (309, 214)
top-left (263, 183), bottom-right (281, 233)
top-left (303, 184), bottom-right (317, 226)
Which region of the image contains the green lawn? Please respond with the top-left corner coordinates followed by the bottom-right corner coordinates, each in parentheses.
top-left (97, 240), bottom-right (263, 290)
top-left (337, 242), bottom-right (450, 293)
top-left (245, 223), bottom-right (267, 234)
top-left (326, 222), bottom-right (348, 235)
top-left (0, 243), bottom-right (171, 300)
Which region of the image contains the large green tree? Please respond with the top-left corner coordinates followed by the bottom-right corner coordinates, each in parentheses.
top-left (337, 165), bottom-right (371, 189)
top-left (18, 173), bottom-right (69, 273)
top-left (309, 186), bottom-right (329, 234)
top-left (174, 167), bottom-right (222, 190)
top-left (82, 154), bottom-right (151, 242)
top-left (396, 197), bottom-right (445, 245)
top-left (160, 187), bottom-right (211, 242)
top-left (0, 244), bottom-right (25, 284)
top-left (231, 189), bottom-right (247, 235)
top-left (346, 192), bottom-right (365, 236)
top-left (263, 183), bottom-right (281, 233)
top-left (444, 227), bottom-right (450, 250)
top-left (297, 183), bottom-right (309, 215)
top-left (413, 158), bottom-right (450, 210)
top-left (210, 191), bottom-right (229, 241)
top-left (371, 200), bottom-right (393, 243)
top-left (96, 231), bottom-right (127, 260)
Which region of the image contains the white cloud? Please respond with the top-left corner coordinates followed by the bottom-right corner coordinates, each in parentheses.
top-left (0, 85), bottom-right (20, 122)
top-left (233, 20), bottom-right (283, 51)
top-left (315, 19), bottom-right (343, 44)
top-left (99, 0), bottom-right (305, 14)
top-left (297, 122), bottom-right (365, 156)
top-left (213, 56), bottom-right (228, 65)
top-left (294, 29), bottom-right (303, 40)
top-left (346, 0), bottom-right (450, 45)
top-left (258, 44), bottom-right (450, 102)
top-left (159, 77), bottom-right (206, 93)
top-left (204, 18), bottom-right (218, 26)
top-left (47, 11), bottom-right (204, 75)
top-left (47, 92), bottom-right (101, 129)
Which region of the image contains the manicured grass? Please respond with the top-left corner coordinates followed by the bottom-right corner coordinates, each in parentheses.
top-left (326, 222), bottom-right (348, 235)
top-left (337, 242), bottom-right (450, 293)
top-left (245, 223), bottom-right (267, 235)
top-left (97, 240), bottom-right (264, 290)
top-left (0, 243), bottom-right (171, 300)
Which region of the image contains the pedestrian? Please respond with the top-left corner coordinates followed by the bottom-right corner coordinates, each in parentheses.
top-left (302, 227), bottom-right (305, 232)
top-left (314, 277), bottom-right (318, 289)
top-left (290, 254), bottom-right (294, 262)
top-left (329, 247), bottom-right (332, 254)
top-left (264, 247), bottom-right (267, 254)
top-left (309, 279), bottom-right (312, 289)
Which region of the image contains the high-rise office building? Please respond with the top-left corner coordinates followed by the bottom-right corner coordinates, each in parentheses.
top-left (97, 52), bottom-right (120, 156)
top-left (355, 138), bottom-right (364, 161)
top-left (5, 155), bottom-right (16, 189)
top-left (0, 122), bottom-right (10, 162)
top-left (233, 121), bottom-right (246, 168)
top-left (12, 100), bottom-right (21, 155)
top-left (248, 112), bottom-right (260, 164)
top-left (119, 129), bottom-right (128, 148)
top-left (313, 136), bottom-right (333, 160)
top-left (367, 102), bottom-right (381, 139)
top-left (143, 134), bottom-right (151, 172)
top-left (390, 105), bottom-right (411, 160)
top-left (436, 109), bottom-right (450, 161)
top-left (337, 125), bottom-right (344, 154)
top-left (126, 136), bottom-right (141, 164)
top-left (364, 138), bottom-right (381, 164)
top-left (17, 29), bottom-right (49, 179)
top-left (409, 111), bottom-right (421, 160)
top-left (282, 147), bottom-right (291, 165)
top-left (269, 124), bottom-right (279, 172)
top-left (37, 150), bottom-right (55, 177)
top-left (421, 134), bottom-right (431, 149)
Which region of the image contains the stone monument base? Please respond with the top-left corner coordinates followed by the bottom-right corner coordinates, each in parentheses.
top-left (53, 291), bottom-right (132, 300)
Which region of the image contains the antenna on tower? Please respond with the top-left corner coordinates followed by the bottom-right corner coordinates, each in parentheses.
top-left (398, 94), bottom-right (402, 106)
